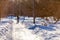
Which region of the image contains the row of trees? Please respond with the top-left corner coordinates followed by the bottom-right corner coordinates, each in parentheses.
top-left (0, 0), bottom-right (60, 23)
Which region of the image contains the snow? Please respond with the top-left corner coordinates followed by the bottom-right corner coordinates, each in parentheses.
top-left (0, 16), bottom-right (60, 40)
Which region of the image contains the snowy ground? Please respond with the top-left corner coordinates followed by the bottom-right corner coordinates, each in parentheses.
top-left (0, 16), bottom-right (60, 40)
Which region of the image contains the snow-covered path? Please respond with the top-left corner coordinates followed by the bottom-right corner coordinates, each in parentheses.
top-left (12, 22), bottom-right (43, 40)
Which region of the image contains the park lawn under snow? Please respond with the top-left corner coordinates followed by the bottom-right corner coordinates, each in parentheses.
top-left (0, 16), bottom-right (60, 40)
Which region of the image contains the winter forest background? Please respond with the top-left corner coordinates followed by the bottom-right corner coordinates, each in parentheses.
top-left (0, 0), bottom-right (60, 40)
